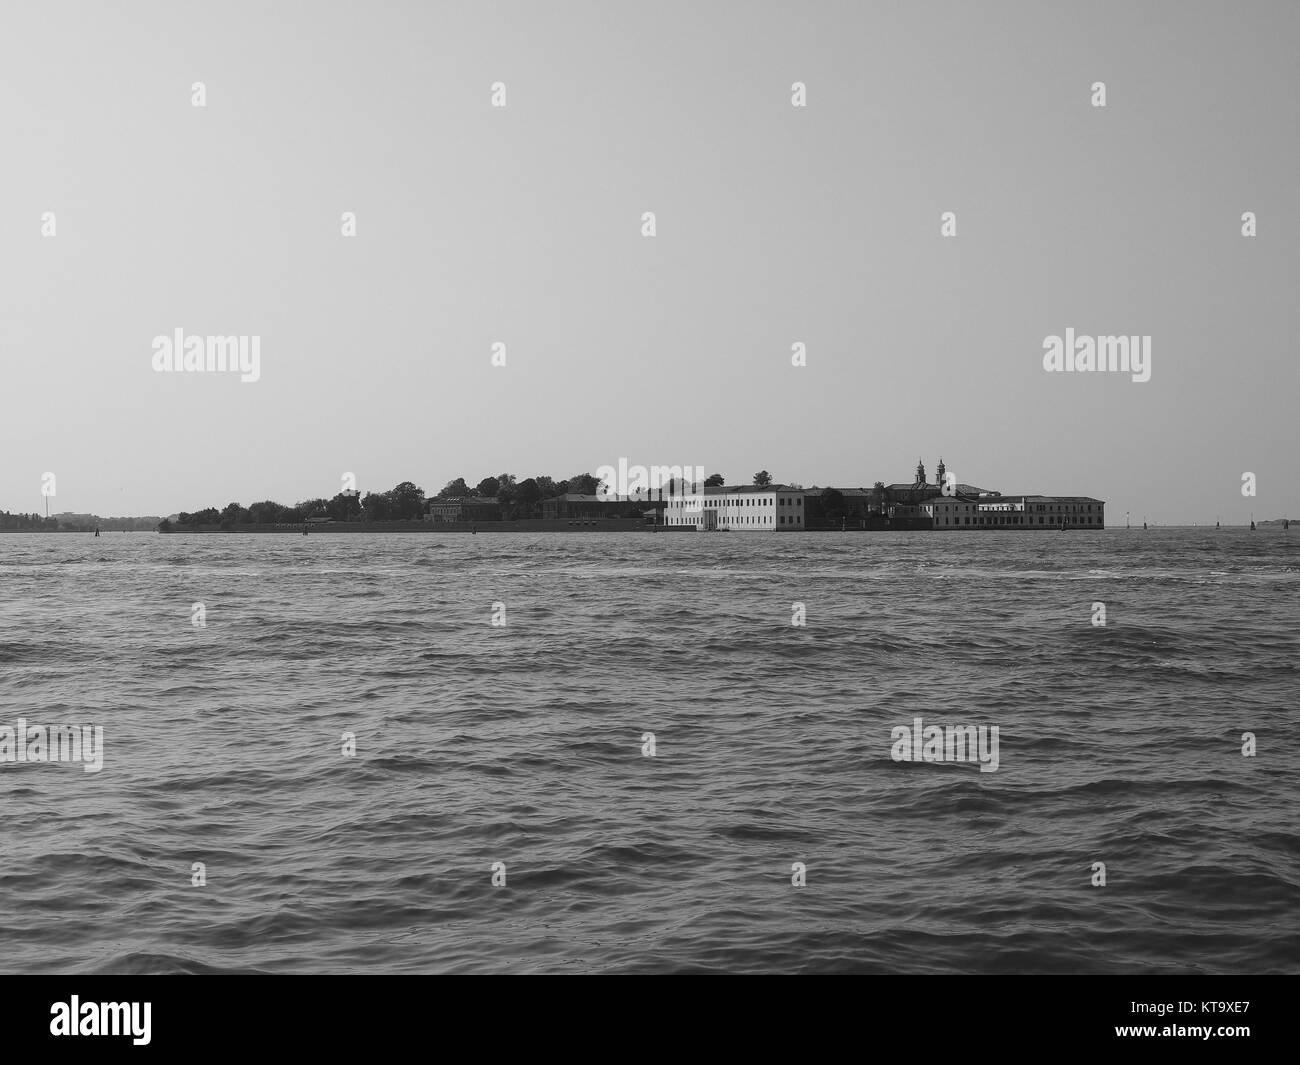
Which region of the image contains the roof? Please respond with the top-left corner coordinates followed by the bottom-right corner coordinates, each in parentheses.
top-left (549, 494), bottom-right (665, 503)
top-left (703, 484), bottom-right (799, 495)
top-left (884, 482), bottom-right (988, 493)
top-left (1004, 495), bottom-right (1105, 503)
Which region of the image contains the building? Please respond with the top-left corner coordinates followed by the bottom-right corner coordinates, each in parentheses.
top-left (425, 498), bottom-right (503, 522)
top-left (884, 458), bottom-right (988, 506)
top-left (427, 500), bottom-right (462, 522)
top-left (990, 496), bottom-right (1105, 529)
top-left (792, 459), bottom-right (1105, 531)
top-left (886, 459), bottom-right (1104, 530)
top-left (919, 492), bottom-right (1105, 529)
top-left (919, 495), bottom-right (979, 528)
top-left (801, 487), bottom-right (881, 529)
top-left (540, 494), bottom-right (659, 522)
top-left (663, 484), bottom-right (806, 531)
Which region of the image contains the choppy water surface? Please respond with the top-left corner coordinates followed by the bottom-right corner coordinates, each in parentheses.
top-left (1, 529), bottom-right (1296, 973)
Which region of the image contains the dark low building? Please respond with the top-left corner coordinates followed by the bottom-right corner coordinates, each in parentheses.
top-left (802, 487), bottom-right (881, 529)
top-left (426, 498), bottom-right (504, 522)
top-left (983, 495), bottom-right (1105, 529)
top-left (541, 494), bottom-right (663, 522)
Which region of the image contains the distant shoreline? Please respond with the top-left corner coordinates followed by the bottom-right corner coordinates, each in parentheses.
top-left (146, 521), bottom-right (1283, 534)
top-left (0, 522), bottom-right (1286, 534)
top-left (158, 519), bottom-right (695, 534)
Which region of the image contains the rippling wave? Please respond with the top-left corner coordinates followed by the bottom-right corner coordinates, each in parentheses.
top-left (0, 529), bottom-right (1296, 973)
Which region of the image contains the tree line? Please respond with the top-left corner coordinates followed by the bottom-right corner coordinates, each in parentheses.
top-left (164, 472), bottom-right (608, 530)
top-left (165, 470), bottom-right (790, 530)
top-left (0, 511), bottom-right (161, 532)
top-left (161, 470), bottom-right (791, 530)
top-left (0, 510), bottom-right (59, 531)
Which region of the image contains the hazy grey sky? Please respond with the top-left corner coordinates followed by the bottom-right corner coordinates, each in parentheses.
top-left (3, 0), bottom-right (1296, 523)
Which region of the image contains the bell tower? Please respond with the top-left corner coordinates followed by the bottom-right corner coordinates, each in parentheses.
top-left (936, 457), bottom-right (946, 488)
top-left (915, 458), bottom-right (926, 486)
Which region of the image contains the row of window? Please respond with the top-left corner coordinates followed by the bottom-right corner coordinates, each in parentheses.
top-left (665, 496), bottom-right (804, 507)
top-left (711, 515), bottom-right (805, 526)
top-left (930, 502), bottom-right (1100, 514)
top-left (938, 514), bottom-right (1102, 526)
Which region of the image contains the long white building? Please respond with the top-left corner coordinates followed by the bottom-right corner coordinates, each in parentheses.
top-left (920, 494), bottom-right (1105, 529)
top-left (663, 485), bottom-right (806, 531)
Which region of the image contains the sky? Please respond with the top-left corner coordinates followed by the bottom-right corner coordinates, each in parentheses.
top-left (2, 0), bottom-right (1297, 523)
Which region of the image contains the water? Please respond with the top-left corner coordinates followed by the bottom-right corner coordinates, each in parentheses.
top-left (1, 529), bottom-right (1296, 973)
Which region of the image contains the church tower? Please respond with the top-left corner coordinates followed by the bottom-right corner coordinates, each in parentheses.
top-left (936, 457), bottom-right (946, 488)
top-left (915, 458), bottom-right (926, 486)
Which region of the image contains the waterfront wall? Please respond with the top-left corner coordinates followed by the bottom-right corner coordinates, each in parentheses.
top-left (160, 519), bottom-right (696, 534)
top-left (157, 518), bottom-right (1105, 534)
